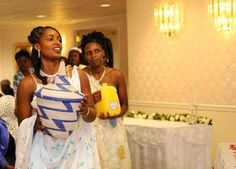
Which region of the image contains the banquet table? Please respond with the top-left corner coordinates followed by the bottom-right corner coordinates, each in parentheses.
top-left (215, 143), bottom-right (236, 169)
top-left (123, 117), bottom-right (212, 169)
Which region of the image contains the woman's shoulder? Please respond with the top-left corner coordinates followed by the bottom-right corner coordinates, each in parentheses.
top-left (66, 65), bottom-right (88, 77)
top-left (106, 67), bottom-right (123, 77)
top-left (77, 67), bottom-right (88, 79)
top-left (18, 74), bottom-right (37, 91)
top-left (82, 66), bottom-right (89, 74)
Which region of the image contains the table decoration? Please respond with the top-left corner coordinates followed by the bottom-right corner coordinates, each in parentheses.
top-left (126, 110), bottom-right (212, 125)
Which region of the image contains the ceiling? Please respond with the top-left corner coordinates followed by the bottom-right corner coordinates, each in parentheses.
top-left (0, 0), bottom-right (126, 27)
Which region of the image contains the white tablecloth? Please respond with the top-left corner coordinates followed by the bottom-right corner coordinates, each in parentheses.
top-left (215, 143), bottom-right (236, 169)
top-left (124, 117), bottom-right (212, 169)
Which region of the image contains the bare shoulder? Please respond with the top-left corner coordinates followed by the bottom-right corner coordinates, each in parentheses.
top-left (106, 67), bottom-right (124, 77)
top-left (77, 67), bottom-right (87, 76)
top-left (19, 75), bottom-right (36, 88)
top-left (18, 75), bottom-right (37, 95)
top-left (77, 67), bottom-right (89, 82)
top-left (82, 67), bottom-right (89, 74)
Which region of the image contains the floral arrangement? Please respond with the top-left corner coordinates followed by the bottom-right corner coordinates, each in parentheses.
top-left (126, 110), bottom-right (212, 125)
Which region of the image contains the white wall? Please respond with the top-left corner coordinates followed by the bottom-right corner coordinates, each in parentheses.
top-left (127, 0), bottom-right (236, 165)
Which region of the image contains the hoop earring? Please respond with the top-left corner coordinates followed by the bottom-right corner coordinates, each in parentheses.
top-left (38, 50), bottom-right (40, 58)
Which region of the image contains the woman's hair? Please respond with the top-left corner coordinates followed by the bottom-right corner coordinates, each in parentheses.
top-left (104, 37), bottom-right (113, 67)
top-left (80, 31), bottom-right (106, 53)
top-left (28, 26), bottom-right (61, 84)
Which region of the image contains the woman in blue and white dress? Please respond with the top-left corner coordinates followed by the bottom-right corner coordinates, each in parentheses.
top-left (15, 26), bottom-right (100, 169)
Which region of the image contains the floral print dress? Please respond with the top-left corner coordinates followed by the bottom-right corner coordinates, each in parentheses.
top-left (87, 73), bottom-right (131, 169)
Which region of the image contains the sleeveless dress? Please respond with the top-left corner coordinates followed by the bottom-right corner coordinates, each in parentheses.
top-left (15, 64), bottom-right (100, 169)
top-left (86, 73), bottom-right (131, 169)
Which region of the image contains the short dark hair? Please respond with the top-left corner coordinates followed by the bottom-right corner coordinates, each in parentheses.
top-left (15, 49), bottom-right (30, 61)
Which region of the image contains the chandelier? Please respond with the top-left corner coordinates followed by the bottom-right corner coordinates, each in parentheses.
top-left (155, 3), bottom-right (181, 37)
top-left (208, 0), bottom-right (236, 33)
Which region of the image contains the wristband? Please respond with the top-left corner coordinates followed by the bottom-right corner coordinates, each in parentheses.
top-left (81, 109), bottom-right (90, 117)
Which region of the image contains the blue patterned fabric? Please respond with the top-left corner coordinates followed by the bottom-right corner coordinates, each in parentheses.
top-left (0, 118), bottom-right (9, 168)
top-left (15, 64), bottom-right (100, 169)
top-left (35, 75), bottom-right (84, 139)
top-left (13, 68), bottom-right (34, 96)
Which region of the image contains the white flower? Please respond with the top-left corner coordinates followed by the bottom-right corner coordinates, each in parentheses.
top-left (174, 114), bottom-right (180, 121)
top-left (150, 112), bottom-right (156, 117)
top-left (170, 116), bottom-right (175, 121)
top-left (141, 114), bottom-right (147, 119)
top-left (179, 115), bottom-right (185, 122)
top-left (126, 110), bottom-right (211, 125)
top-left (130, 110), bottom-right (136, 114)
top-left (148, 115), bottom-right (153, 119)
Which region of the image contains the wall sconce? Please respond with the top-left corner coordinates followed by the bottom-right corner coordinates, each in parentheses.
top-left (155, 3), bottom-right (181, 37)
top-left (208, 0), bottom-right (236, 33)
top-left (76, 35), bottom-right (81, 47)
top-left (76, 35), bottom-right (81, 43)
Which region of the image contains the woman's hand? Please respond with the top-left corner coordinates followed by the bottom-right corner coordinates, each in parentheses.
top-left (33, 108), bottom-right (46, 134)
top-left (99, 112), bottom-right (121, 119)
top-left (5, 164), bottom-right (14, 169)
top-left (80, 95), bottom-right (89, 116)
top-left (92, 91), bottom-right (101, 104)
top-left (92, 91), bottom-right (108, 119)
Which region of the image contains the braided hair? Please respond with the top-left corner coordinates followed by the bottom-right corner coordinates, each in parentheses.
top-left (27, 26), bottom-right (62, 84)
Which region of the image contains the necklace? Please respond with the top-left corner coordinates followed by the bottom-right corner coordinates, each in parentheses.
top-left (40, 69), bottom-right (57, 82)
top-left (90, 65), bottom-right (106, 82)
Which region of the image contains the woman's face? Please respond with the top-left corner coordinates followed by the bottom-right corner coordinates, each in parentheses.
top-left (84, 42), bottom-right (105, 68)
top-left (17, 56), bottom-right (31, 71)
top-left (38, 28), bottom-right (62, 59)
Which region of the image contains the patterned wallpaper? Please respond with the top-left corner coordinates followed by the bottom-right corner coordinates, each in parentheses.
top-left (127, 0), bottom-right (236, 106)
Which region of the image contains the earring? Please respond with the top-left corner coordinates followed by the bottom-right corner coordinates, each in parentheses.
top-left (38, 50), bottom-right (40, 58)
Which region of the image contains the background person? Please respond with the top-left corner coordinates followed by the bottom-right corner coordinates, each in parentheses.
top-left (0, 80), bottom-right (14, 96)
top-left (13, 49), bottom-right (33, 96)
top-left (0, 118), bottom-right (15, 169)
top-left (67, 47), bottom-right (86, 69)
top-left (81, 31), bottom-right (131, 169)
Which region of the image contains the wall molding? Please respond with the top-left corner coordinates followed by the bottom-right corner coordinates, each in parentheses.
top-left (129, 100), bottom-right (236, 113)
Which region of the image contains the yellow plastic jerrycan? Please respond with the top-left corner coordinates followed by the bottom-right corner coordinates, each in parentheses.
top-left (95, 83), bottom-right (121, 118)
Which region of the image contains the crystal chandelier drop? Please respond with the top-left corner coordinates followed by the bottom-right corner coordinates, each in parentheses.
top-left (155, 3), bottom-right (181, 37)
top-left (208, 0), bottom-right (236, 33)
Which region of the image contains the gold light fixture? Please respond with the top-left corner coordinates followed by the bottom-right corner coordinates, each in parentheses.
top-left (76, 35), bottom-right (81, 43)
top-left (155, 2), bottom-right (181, 37)
top-left (208, 0), bottom-right (236, 33)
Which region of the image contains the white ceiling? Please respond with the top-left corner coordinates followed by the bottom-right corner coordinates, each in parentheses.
top-left (0, 0), bottom-right (126, 27)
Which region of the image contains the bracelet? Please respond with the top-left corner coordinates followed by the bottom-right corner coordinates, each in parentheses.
top-left (81, 109), bottom-right (90, 117)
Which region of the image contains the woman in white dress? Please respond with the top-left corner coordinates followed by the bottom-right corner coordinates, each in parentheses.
top-left (15, 26), bottom-right (100, 169)
top-left (80, 31), bottom-right (131, 169)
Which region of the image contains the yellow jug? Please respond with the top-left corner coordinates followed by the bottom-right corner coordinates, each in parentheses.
top-left (95, 83), bottom-right (121, 118)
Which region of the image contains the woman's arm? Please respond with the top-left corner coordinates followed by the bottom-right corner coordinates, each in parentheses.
top-left (78, 69), bottom-right (97, 122)
top-left (114, 70), bottom-right (128, 118)
top-left (15, 76), bottom-right (36, 124)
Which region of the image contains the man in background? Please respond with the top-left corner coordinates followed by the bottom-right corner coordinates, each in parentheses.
top-left (13, 49), bottom-right (33, 96)
top-left (0, 80), bottom-right (14, 96)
